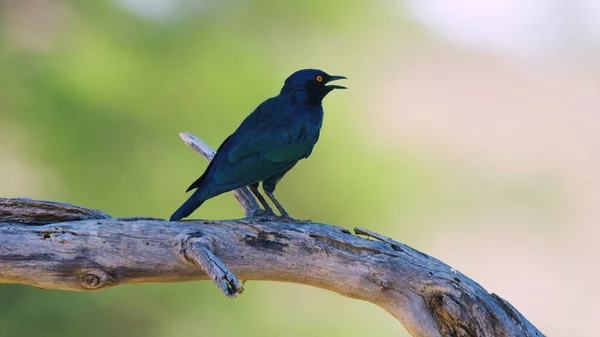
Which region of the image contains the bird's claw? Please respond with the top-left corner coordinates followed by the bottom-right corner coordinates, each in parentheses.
top-left (249, 211), bottom-right (311, 224)
top-left (275, 216), bottom-right (312, 224)
top-left (251, 209), bottom-right (277, 219)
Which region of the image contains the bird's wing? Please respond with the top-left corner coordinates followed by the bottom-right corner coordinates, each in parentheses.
top-left (228, 136), bottom-right (312, 163)
top-left (213, 138), bottom-right (312, 186)
top-left (185, 135), bottom-right (233, 192)
top-left (211, 101), bottom-right (315, 186)
top-left (183, 98), bottom-right (281, 193)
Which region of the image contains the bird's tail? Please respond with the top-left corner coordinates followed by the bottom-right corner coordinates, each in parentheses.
top-left (169, 190), bottom-right (206, 221)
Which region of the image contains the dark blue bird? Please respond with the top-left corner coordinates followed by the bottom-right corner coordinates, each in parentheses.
top-left (170, 69), bottom-right (346, 221)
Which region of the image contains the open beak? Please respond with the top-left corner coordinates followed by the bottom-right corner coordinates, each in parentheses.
top-left (326, 75), bottom-right (347, 89)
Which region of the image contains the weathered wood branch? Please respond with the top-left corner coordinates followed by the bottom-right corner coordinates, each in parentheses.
top-left (0, 133), bottom-right (545, 337)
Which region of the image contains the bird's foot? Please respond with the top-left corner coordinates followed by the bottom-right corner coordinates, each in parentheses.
top-left (275, 216), bottom-right (312, 224)
top-left (251, 208), bottom-right (277, 219)
top-left (249, 211), bottom-right (311, 224)
top-left (272, 209), bottom-right (311, 224)
top-left (117, 216), bottom-right (165, 221)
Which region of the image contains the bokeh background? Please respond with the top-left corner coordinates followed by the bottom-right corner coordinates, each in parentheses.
top-left (1, 0), bottom-right (598, 336)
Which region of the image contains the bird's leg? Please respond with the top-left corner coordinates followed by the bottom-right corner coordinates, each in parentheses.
top-left (248, 184), bottom-right (275, 216)
top-left (264, 190), bottom-right (292, 219)
top-left (262, 177), bottom-right (311, 223)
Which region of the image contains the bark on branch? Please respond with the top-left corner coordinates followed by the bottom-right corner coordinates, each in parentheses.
top-left (0, 133), bottom-right (545, 337)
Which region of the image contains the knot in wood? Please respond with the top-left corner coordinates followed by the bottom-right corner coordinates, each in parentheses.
top-left (429, 293), bottom-right (479, 337)
top-left (367, 272), bottom-right (393, 291)
top-left (377, 277), bottom-right (392, 291)
top-left (80, 269), bottom-right (115, 290)
top-left (181, 234), bottom-right (214, 262)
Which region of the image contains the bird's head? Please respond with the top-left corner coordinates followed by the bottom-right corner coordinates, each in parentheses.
top-left (280, 69), bottom-right (347, 106)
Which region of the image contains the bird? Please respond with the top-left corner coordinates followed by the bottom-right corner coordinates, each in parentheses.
top-left (170, 69), bottom-right (346, 221)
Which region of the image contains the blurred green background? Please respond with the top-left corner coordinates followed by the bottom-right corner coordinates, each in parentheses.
top-left (1, 0), bottom-right (598, 336)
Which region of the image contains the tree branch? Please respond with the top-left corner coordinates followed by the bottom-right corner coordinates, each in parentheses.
top-left (0, 133), bottom-right (545, 337)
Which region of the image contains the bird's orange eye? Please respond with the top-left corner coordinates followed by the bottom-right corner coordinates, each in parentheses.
top-left (316, 75), bottom-right (323, 82)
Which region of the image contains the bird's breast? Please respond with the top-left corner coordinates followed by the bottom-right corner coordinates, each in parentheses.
top-left (289, 108), bottom-right (322, 143)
